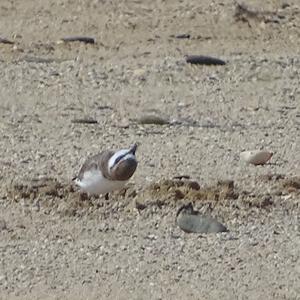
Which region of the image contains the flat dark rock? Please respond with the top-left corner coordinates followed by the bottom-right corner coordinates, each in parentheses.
top-left (185, 55), bottom-right (226, 65)
top-left (71, 118), bottom-right (98, 124)
top-left (0, 37), bottom-right (14, 44)
top-left (172, 175), bottom-right (191, 180)
top-left (175, 34), bottom-right (191, 39)
top-left (177, 214), bottom-right (228, 233)
top-left (60, 36), bottom-right (95, 44)
top-left (137, 114), bottom-right (170, 125)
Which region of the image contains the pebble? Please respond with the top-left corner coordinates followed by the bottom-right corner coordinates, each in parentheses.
top-left (240, 150), bottom-right (273, 165)
top-left (175, 33), bottom-right (191, 39)
top-left (71, 117), bottom-right (98, 124)
top-left (0, 37), bottom-right (14, 44)
top-left (176, 203), bottom-right (228, 234)
top-left (137, 114), bottom-right (170, 125)
top-left (0, 219), bottom-right (7, 231)
top-left (177, 214), bottom-right (228, 233)
top-left (58, 36), bottom-right (95, 44)
top-left (185, 55), bottom-right (226, 65)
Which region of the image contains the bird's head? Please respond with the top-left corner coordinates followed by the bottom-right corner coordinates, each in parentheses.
top-left (108, 143), bottom-right (138, 181)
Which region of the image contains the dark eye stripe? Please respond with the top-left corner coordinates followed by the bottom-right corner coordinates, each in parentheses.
top-left (114, 153), bottom-right (127, 166)
top-left (112, 148), bottom-right (136, 168)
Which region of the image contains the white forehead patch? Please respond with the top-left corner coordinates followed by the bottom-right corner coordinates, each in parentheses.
top-left (108, 149), bottom-right (136, 169)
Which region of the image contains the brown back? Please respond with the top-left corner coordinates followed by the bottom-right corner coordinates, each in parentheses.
top-left (76, 150), bottom-right (115, 180)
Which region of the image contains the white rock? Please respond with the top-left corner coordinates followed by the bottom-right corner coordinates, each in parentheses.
top-left (240, 150), bottom-right (273, 165)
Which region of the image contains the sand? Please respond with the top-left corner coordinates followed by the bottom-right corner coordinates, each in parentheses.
top-left (0, 0), bottom-right (299, 299)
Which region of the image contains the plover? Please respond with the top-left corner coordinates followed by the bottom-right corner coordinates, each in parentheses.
top-left (73, 143), bottom-right (138, 198)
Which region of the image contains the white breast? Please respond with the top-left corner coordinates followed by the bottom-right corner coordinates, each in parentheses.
top-left (74, 169), bottom-right (127, 195)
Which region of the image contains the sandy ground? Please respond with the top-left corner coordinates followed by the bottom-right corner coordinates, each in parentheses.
top-left (0, 0), bottom-right (300, 299)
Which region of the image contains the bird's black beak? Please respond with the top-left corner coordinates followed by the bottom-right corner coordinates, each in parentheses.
top-left (129, 143), bottom-right (138, 155)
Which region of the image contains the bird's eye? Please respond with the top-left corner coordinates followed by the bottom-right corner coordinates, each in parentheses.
top-left (114, 155), bottom-right (123, 165)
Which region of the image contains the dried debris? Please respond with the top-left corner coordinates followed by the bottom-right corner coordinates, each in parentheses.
top-left (281, 177), bottom-right (300, 193)
top-left (4, 174), bottom-right (299, 217)
top-left (8, 177), bottom-right (66, 201)
top-left (143, 178), bottom-right (238, 205)
top-left (234, 2), bottom-right (283, 25)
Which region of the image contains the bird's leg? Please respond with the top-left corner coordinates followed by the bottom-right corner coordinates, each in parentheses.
top-left (105, 193), bottom-right (109, 200)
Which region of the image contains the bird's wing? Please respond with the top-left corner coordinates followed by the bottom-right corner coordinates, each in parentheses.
top-left (76, 150), bottom-right (115, 180)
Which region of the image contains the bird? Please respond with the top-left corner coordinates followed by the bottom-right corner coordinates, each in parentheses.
top-left (73, 143), bottom-right (138, 199)
top-left (176, 202), bottom-right (228, 233)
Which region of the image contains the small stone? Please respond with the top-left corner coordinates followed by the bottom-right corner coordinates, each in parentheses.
top-left (59, 36), bottom-right (95, 44)
top-left (240, 150), bottom-right (273, 165)
top-left (0, 37), bottom-right (14, 44)
top-left (185, 55), bottom-right (226, 65)
top-left (176, 203), bottom-right (228, 233)
top-left (137, 114), bottom-right (170, 125)
top-left (117, 119), bottom-right (130, 128)
top-left (133, 68), bottom-right (146, 77)
top-left (175, 33), bottom-right (191, 39)
top-left (0, 219), bottom-right (7, 231)
top-left (71, 117), bottom-right (98, 124)
top-left (177, 214), bottom-right (228, 234)
top-left (146, 234), bottom-right (157, 240)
